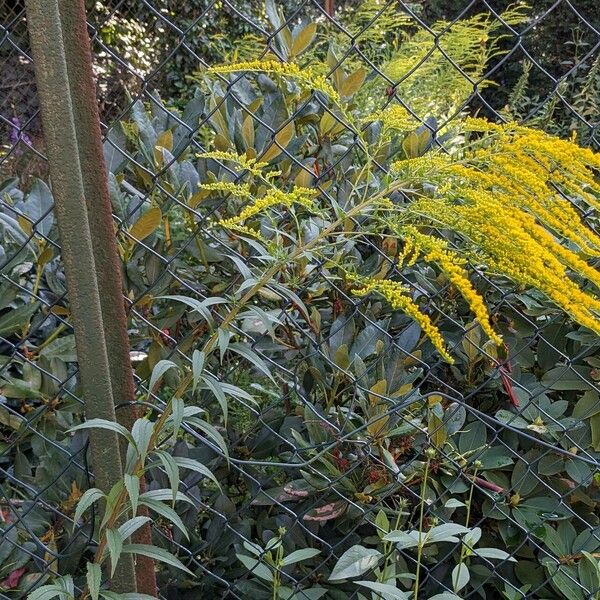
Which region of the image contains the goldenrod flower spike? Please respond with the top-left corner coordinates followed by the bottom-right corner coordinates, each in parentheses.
top-left (352, 277), bottom-right (454, 364)
top-left (207, 60), bottom-right (340, 103)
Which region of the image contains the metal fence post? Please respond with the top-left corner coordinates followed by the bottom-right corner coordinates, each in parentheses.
top-left (24, 0), bottom-right (138, 593)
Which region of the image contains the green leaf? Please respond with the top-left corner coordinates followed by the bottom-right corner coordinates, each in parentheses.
top-left (68, 419), bottom-right (135, 446)
top-left (173, 456), bottom-right (220, 488)
top-left (228, 342), bottom-right (274, 382)
top-left (156, 450), bottom-right (180, 504)
top-left (138, 497), bottom-right (189, 539)
top-left (118, 516), bottom-right (152, 541)
top-left (452, 562), bottom-right (470, 592)
top-left (475, 547), bottom-right (516, 562)
top-left (355, 581), bottom-right (409, 599)
top-left (106, 529), bottom-right (123, 577)
top-left (86, 562), bottom-right (101, 600)
top-left (157, 295), bottom-right (228, 329)
top-left (148, 359), bottom-right (179, 399)
top-left (73, 488), bottom-right (105, 526)
top-left (170, 397), bottom-right (185, 445)
top-left (124, 474), bottom-right (140, 515)
top-left (328, 545), bottom-right (382, 581)
top-left (0, 302), bottom-right (39, 336)
top-left (201, 374), bottom-right (228, 424)
top-left (26, 585), bottom-right (66, 600)
top-left (280, 548), bottom-right (320, 566)
top-left (122, 544), bottom-right (194, 575)
top-left (236, 554), bottom-right (273, 582)
top-left (191, 350), bottom-right (205, 393)
top-left (185, 416), bottom-right (229, 463)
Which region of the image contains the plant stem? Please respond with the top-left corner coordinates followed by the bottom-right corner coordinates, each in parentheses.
top-left (413, 455), bottom-right (431, 600)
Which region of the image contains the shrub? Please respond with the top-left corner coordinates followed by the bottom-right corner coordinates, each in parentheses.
top-left (2, 4), bottom-right (600, 600)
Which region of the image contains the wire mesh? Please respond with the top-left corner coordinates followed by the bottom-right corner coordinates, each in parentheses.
top-left (2, 0), bottom-right (600, 598)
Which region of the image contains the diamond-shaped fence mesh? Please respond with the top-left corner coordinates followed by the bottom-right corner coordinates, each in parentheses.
top-left (1, 0), bottom-right (600, 599)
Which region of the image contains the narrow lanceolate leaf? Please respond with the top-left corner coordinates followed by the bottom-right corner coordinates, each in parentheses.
top-left (86, 562), bottom-right (101, 600)
top-left (155, 450), bottom-right (180, 504)
top-left (185, 416), bottom-right (229, 461)
top-left (73, 488), bottom-right (105, 527)
top-left (106, 529), bottom-right (123, 577)
top-left (129, 207), bottom-right (162, 241)
top-left (147, 359), bottom-right (179, 399)
top-left (191, 350), bottom-right (205, 393)
top-left (227, 343), bottom-right (275, 382)
top-left (173, 456), bottom-right (220, 488)
top-left (171, 397), bottom-right (185, 443)
top-left (25, 584), bottom-right (65, 600)
top-left (68, 419), bottom-right (135, 447)
top-left (118, 516), bottom-right (152, 541)
top-left (138, 497), bottom-right (189, 540)
top-left (124, 474), bottom-right (140, 515)
top-left (122, 544), bottom-right (194, 575)
top-left (156, 295), bottom-right (228, 329)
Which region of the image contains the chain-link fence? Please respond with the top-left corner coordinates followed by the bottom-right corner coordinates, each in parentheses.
top-left (2, 1), bottom-right (600, 599)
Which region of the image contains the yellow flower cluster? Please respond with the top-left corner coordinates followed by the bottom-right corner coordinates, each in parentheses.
top-left (197, 151), bottom-right (269, 176)
top-left (218, 187), bottom-right (318, 229)
top-left (198, 182), bottom-right (253, 198)
top-left (207, 60), bottom-right (340, 103)
top-left (352, 278), bottom-right (454, 364)
top-left (399, 227), bottom-right (503, 346)
top-left (368, 105), bottom-right (418, 133)
top-left (389, 121), bottom-right (600, 336)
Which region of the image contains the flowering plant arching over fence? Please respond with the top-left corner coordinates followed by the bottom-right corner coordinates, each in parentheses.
top-left (1, 1), bottom-right (600, 600)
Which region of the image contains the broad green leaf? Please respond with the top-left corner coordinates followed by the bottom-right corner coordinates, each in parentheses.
top-left (122, 544), bottom-right (194, 575)
top-left (86, 562), bottom-right (101, 600)
top-left (475, 547), bottom-right (516, 562)
top-left (452, 562), bottom-right (470, 592)
top-left (0, 302), bottom-right (39, 336)
top-left (73, 488), bottom-right (105, 526)
top-left (280, 548), bottom-right (320, 566)
top-left (355, 581), bottom-right (409, 599)
top-left (236, 554), bottom-right (273, 582)
top-left (328, 545), bottom-right (382, 581)
top-left (26, 584), bottom-right (66, 600)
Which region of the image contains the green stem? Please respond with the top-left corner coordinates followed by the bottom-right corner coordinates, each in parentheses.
top-left (414, 455), bottom-right (431, 600)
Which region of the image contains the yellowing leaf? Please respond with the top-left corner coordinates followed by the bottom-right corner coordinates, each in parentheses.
top-left (242, 115), bottom-right (255, 150)
top-left (340, 68), bottom-right (366, 98)
top-left (367, 379), bottom-right (389, 438)
top-left (155, 129), bottom-right (173, 152)
top-left (129, 207), bottom-right (162, 241)
top-left (261, 121), bottom-right (295, 162)
top-left (428, 412), bottom-right (447, 448)
top-left (291, 23), bottom-right (317, 57)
